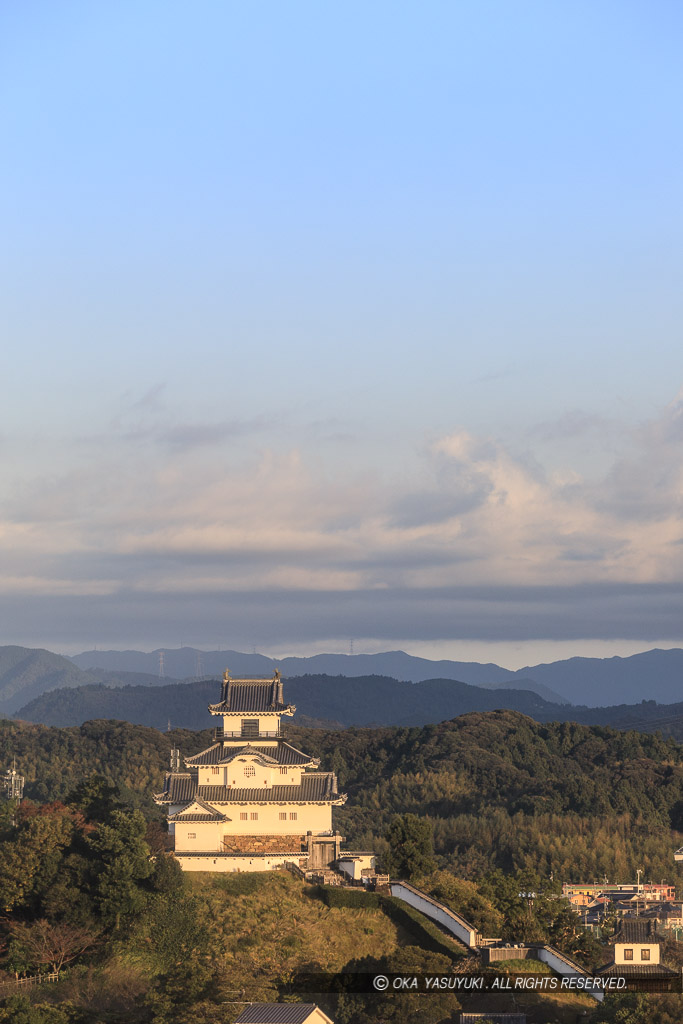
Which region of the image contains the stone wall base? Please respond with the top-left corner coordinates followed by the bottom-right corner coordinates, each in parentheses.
top-left (221, 833), bottom-right (306, 854)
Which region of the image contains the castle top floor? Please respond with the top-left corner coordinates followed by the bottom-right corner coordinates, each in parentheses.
top-left (208, 671), bottom-right (295, 726)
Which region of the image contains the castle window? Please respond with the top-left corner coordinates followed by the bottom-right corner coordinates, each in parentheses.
top-left (244, 765), bottom-right (256, 777)
top-left (187, 832), bottom-right (196, 839)
top-left (623, 949), bottom-right (633, 960)
top-left (279, 812), bottom-right (287, 820)
top-left (240, 812), bottom-right (248, 820)
top-left (290, 812), bottom-right (297, 820)
top-left (250, 812), bottom-right (258, 820)
top-left (279, 767), bottom-right (288, 775)
top-left (212, 766), bottom-right (220, 774)
top-left (641, 949), bottom-right (651, 961)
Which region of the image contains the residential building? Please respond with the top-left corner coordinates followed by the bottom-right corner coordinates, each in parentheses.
top-left (596, 919), bottom-right (679, 991)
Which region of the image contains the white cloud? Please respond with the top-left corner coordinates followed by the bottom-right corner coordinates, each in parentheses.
top-left (0, 396), bottom-right (681, 644)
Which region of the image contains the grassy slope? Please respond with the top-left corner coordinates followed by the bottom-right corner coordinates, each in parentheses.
top-left (36, 873), bottom-right (595, 1024)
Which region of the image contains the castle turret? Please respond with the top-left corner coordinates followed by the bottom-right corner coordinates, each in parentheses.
top-left (154, 672), bottom-right (346, 873)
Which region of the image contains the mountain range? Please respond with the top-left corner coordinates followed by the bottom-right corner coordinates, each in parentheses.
top-left (11, 671), bottom-right (683, 741)
top-left (70, 645), bottom-right (683, 707)
top-left (0, 646), bottom-right (161, 715)
top-left (1, 644), bottom-right (681, 724)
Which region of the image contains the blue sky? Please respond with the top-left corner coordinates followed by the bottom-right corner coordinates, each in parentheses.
top-left (2, 1), bottom-right (682, 665)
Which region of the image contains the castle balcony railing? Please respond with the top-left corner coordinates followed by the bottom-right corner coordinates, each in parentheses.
top-left (213, 728), bottom-right (282, 741)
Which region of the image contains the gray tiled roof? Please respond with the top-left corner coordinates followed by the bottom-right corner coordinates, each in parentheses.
top-left (185, 742), bottom-right (318, 767)
top-left (199, 772), bottom-right (343, 803)
top-left (156, 771), bottom-right (344, 806)
top-left (153, 773), bottom-right (197, 804)
top-left (168, 800), bottom-right (230, 822)
top-left (235, 1004), bottom-right (324, 1024)
top-left (460, 1015), bottom-right (527, 1024)
top-left (209, 678), bottom-right (293, 715)
top-left (616, 919), bottom-right (657, 943)
top-left (596, 962), bottom-right (678, 976)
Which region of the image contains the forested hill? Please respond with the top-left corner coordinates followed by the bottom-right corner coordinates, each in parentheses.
top-left (1, 711), bottom-right (682, 883)
top-left (15, 674), bottom-right (567, 729)
top-left (14, 672), bottom-right (683, 739)
top-left (0, 645), bottom-right (163, 715)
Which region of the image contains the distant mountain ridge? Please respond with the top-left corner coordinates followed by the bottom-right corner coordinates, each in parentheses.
top-left (11, 672), bottom-right (683, 741)
top-left (13, 674), bottom-right (571, 731)
top-left (71, 645), bottom-right (683, 706)
top-left (0, 646), bottom-right (164, 715)
top-left (1, 643), bottom-right (681, 717)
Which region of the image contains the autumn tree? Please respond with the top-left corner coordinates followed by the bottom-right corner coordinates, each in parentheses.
top-left (8, 919), bottom-right (98, 974)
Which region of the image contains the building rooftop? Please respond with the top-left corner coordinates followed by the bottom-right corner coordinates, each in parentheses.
top-left (154, 771), bottom-right (345, 805)
top-left (167, 799), bottom-right (230, 822)
top-left (185, 741), bottom-right (318, 768)
top-left (153, 773), bottom-right (197, 805)
top-left (616, 919), bottom-right (658, 943)
top-left (208, 673), bottom-right (295, 716)
top-left (596, 962), bottom-right (679, 977)
top-left (198, 772), bottom-right (344, 804)
top-left (235, 1004), bottom-right (331, 1024)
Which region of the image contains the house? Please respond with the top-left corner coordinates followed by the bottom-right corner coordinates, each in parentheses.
top-left (154, 672), bottom-right (347, 872)
top-left (336, 853), bottom-right (377, 881)
top-left (595, 919), bottom-right (679, 991)
top-left (459, 1014), bottom-right (526, 1024)
top-left (235, 1004), bottom-right (334, 1024)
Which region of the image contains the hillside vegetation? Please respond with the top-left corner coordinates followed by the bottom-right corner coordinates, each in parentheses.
top-left (15, 671), bottom-right (683, 739)
top-left (2, 710), bottom-right (683, 881)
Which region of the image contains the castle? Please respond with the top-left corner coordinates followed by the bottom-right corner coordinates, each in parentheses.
top-left (154, 671), bottom-right (351, 872)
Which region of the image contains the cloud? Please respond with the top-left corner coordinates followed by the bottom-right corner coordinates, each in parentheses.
top-left (527, 409), bottom-right (613, 443)
top-left (1, 396), bottom-right (682, 646)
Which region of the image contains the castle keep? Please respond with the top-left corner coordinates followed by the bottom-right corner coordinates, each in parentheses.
top-left (154, 671), bottom-right (347, 872)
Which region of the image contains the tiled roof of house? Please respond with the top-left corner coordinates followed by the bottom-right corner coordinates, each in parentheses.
top-left (208, 675), bottom-right (294, 715)
top-left (596, 962), bottom-right (678, 976)
top-left (235, 1004), bottom-right (328, 1024)
top-left (616, 919), bottom-right (658, 943)
top-left (168, 800), bottom-right (231, 822)
top-left (199, 772), bottom-right (344, 804)
top-left (155, 771), bottom-right (344, 806)
top-left (460, 1015), bottom-right (527, 1024)
top-left (153, 773), bottom-right (197, 804)
top-left (185, 742), bottom-right (317, 768)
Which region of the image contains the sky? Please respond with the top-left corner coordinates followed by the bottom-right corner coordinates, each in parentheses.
top-left (2, 1), bottom-right (683, 668)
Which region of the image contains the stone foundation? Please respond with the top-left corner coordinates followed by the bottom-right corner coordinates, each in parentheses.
top-left (222, 833), bottom-right (306, 854)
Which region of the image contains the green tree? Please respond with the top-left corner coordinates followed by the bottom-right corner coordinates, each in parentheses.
top-left (150, 853), bottom-right (184, 893)
top-left (86, 809), bottom-right (151, 928)
top-left (67, 774), bottom-right (121, 823)
top-left (385, 814), bottom-right (436, 880)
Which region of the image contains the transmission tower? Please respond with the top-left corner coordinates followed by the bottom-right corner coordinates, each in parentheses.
top-left (158, 651), bottom-right (165, 678)
top-left (3, 758), bottom-right (24, 802)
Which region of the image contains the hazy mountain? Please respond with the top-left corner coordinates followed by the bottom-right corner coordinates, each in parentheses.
top-left (71, 647), bottom-right (567, 701)
top-left (0, 646), bottom-right (165, 715)
top-left (509, 649), bottom-right (683, 706)
top-left (0, 646), bottom-right (95, 714)
top-left (15, 674), bottom-right (560, 730)
top-left (70, 645), bottom-right (683, 706)
top-left (14, 671), bottom-right (683, 739)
